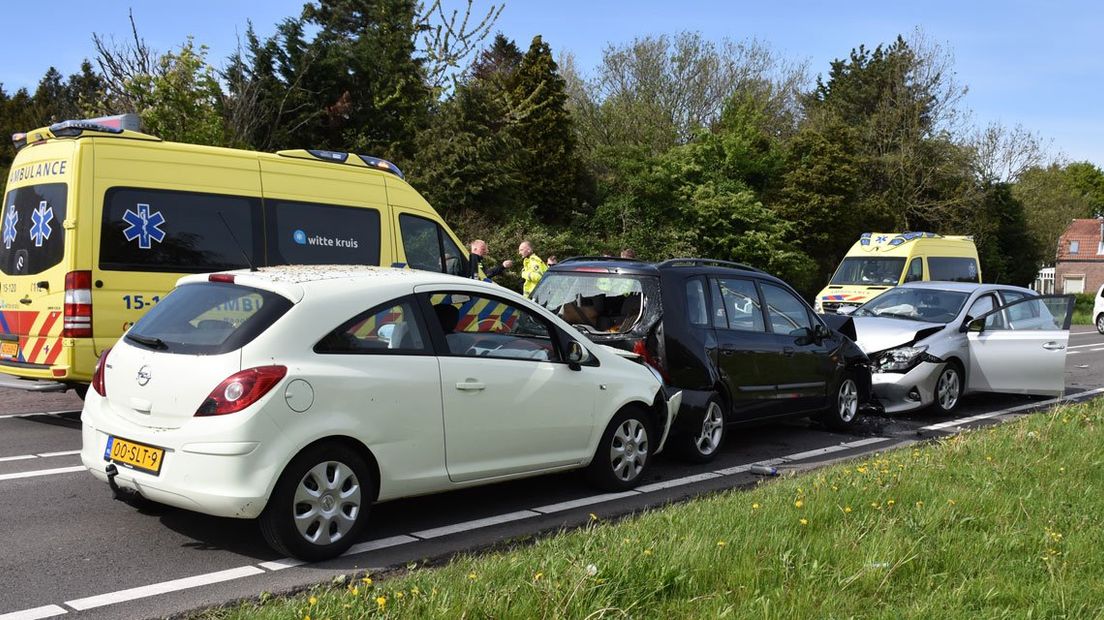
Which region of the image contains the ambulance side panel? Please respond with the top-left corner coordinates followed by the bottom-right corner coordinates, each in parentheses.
top-left (258, 157), bottom-right (390, 268)
top-left (90, 140), bottom-right (264, 358)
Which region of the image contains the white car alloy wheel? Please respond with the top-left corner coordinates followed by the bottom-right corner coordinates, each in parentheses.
top-left (696, 401), bottom-right (724, 456)
top-left (610, 418), bottom-right (649, 482)
top-left (293, 461), bottom-right (362, 545)
top-left (935, 365), bottom-right (961, 412)
top-left (1097, 314), bottom-right (1104, 335)
top-left (837, 378), bottom-right (859, 423)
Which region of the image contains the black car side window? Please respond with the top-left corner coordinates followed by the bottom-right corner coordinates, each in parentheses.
top-left (761, 283), bottom-right (813, 336)
top-left (686, 279), bottom-right (709, 326)
top-left (712, 278), bottom-right (766, 332)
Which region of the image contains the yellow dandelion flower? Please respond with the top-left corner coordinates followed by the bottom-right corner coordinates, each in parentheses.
top-left (396, 591), bottom-right (405, 599)
top-left (348, 586), bottom-right (359, 596)
top-left (589, 513), bottom-right (598, 521)
top-left (915, 501), bottom-right (924, 508)
top-left (844, 506), bottom-right (852, 513)
top-left (376, 595), bottom-right (388, 609)
top-left (468, 572), bottom-right (478, 581)
top-left (304, 615), bottom-right (310, 620)
top-left (799, 518), bottom-right (808, 526)
top-left (752, 503), bottom-right (761, 510)
top-left (794, 500), bottom-right (804, 509)
top-left (534, 572), bottom-right (543, 581)
top-left (644, 548), bottom-right (653, 556)
top-left (309, 596), bottom-right (317, 606)
top-left (411, 586), bottom-right (420, 595)
top-left (887, 499), bottom-right (895, 506)
top-left (361, 576), bottom-right (373, 585)
top-left (717, 541), bottom-right (726, 547)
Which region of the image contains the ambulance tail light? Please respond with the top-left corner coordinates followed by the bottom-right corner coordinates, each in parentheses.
top-left (92, 347), bottom-right (111, 397)
top-left (63, 271), bottom-right (94, 338)
top-left (195, 366), bottom-right (288, 416)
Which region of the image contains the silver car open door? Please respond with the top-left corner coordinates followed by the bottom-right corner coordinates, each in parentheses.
top-left (965, 295), bottom-right (1074, 397)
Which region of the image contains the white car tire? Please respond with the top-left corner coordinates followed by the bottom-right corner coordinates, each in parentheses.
top-left (586, 407), bottom-right (653, 491)
top-left (260, 443), bottom-right (373, 561)
top-left (931, 362), bottom-right (963, 415)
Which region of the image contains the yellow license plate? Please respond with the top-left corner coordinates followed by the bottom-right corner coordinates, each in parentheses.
top-left (0, 341), bottom-right (17, 360)
top-left (105, 436), bottom-right (165, 475)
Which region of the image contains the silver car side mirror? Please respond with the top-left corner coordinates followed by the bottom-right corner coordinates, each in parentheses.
top-left (966, 318), bottom-right (985, 333)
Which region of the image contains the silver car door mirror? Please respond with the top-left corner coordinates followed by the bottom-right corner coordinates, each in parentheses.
top-left (567, 340), bottom-right (589, 369)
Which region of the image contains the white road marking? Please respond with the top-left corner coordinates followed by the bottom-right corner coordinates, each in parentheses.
top-left (839, 437), bottom-right (893, 448)
top-left (0, 410), bottom-right (80, 420)
top-left (532, 491), bottom-right (639, 514)
top-left (342, 534), bottom-right (420, 557)
top-left (1066, 342), bottom-right (1104, 350)
top-left (0, 455), bottom-right (37, 463)
top-left (411, 511), bottom-right (540, 539)
top-left (0, 604), bottom-right (67, 620)
top-left (65, 566), bottom-right (265, 611)
top-left (635, 472), bottom-right (721, 493)
top-left (921, 386), bottom-right (1104, 431)
top-left (257, 558), bottom-right (306, 572)
top-left (35, 450), bottom-right (80, 458)
top-left (0, 466), bottom-right (84, 482)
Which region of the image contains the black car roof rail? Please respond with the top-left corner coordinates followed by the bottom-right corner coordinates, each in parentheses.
top-left (558, 256), bottom-right (646, 264)
top-left (657, 258), bottom-right (764, 273)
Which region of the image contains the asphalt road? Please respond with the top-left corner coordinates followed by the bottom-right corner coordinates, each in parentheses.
top-left (2, 327), bottom-right (1103, 620)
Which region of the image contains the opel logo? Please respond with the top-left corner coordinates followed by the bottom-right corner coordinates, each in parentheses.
top-left (136, 365), bottom-right (152, 386)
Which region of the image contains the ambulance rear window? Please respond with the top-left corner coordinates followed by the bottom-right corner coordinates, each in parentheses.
top-left (1, 183), bottom-right (68, 276)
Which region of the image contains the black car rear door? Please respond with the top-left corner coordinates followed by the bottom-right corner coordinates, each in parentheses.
top-left (707, 277), bottom-right (779, 421)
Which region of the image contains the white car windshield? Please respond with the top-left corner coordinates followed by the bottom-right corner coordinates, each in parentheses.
top-left (854, 288), bottom-right (969, 323)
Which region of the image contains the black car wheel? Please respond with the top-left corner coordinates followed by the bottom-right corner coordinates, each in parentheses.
top-left (586, 407), bottom-right (653, 492)
top-left (678, 394), bottom-right (726, 463)
top-left (931, 361), bottom-right (963, 415)
top-left (820, 372), bottom-right (861, 430)
top-left (260, 443), bottom-right (372, 562)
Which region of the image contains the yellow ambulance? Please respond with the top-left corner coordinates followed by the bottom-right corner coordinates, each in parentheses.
top-left (0, 115), bottom-right (468, 395)
top-left (814, 232), bottom-right (982, 314)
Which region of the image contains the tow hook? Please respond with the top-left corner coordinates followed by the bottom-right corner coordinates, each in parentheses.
top-left (104, 463), bottom-right (136, 501)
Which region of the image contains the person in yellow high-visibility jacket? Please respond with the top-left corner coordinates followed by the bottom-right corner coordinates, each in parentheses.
top-left (518, 240), bottom-right (548, 297)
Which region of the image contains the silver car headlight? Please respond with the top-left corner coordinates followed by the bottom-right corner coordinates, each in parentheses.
top-left (876, 345), bottom-right (937, 373)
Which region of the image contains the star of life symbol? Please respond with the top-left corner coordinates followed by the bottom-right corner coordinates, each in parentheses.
top-left (122, 203), bottom-right (167, 250)
top-left (875, 235), bottom-right (888, 243)
top-left (2, 206), bottom-right (17, 250)
top-left (30, 201), bottom-right (53, 247)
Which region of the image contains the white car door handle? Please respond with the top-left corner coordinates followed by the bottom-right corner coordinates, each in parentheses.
top-left (456, 381), bottom-right (486, 391)
top-left (1043, 341), bottom-right (1066, 351)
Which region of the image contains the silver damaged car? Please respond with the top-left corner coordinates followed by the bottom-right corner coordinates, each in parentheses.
top-left (835, 283), bottom-right (1074, 414)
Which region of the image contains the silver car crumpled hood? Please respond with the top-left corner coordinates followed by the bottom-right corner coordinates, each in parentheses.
top-left (850, 317), bottom-right (945, 355)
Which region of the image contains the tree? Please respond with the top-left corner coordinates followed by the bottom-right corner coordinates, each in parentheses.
top-left (1014, 164), bottom-right (1096, 264)
top-left (510, 35), bottom-right (583, 225)
top-left (125, 39), bottom-right (227, 145)
top-left (971, 182), bottom-right (1039, 285)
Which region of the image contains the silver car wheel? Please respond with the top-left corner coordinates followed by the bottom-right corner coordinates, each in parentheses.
top-left (837, 378), bottom-right (859, 422)
top-left (696, 401), bottom-right (724, 456)
top-left (610, 418), bottom-right (649, 482)
top-left (293, 461), bottom-right (362, 546)
top-left (937, 366), bottom-right (961, 411)
top-left (1097, 314), bottom-right (1104, 335)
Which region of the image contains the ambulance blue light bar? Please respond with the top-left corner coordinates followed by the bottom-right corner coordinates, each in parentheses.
top-left (357, 155), bottom-right (404, 179)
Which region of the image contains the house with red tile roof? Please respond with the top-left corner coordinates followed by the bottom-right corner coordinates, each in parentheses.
top-left (1055, 218), bottom-right (1104, 294)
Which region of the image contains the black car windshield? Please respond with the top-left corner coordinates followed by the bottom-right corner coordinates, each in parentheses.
top-left (830, 257), bottom-right (906, 286)
top-left (126, 282), bottom-right (293, 354)
top-left (532, 272), bottom-right (652, 334)
top-left (854, 287), bottom-right (969, 323)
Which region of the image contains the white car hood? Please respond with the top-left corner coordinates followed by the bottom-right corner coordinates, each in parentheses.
top-left (851, 317), bottom-right (945, 354)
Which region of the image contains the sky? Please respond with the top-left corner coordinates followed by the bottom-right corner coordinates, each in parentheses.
top-left (1, 0), bottom-right (1101, 167)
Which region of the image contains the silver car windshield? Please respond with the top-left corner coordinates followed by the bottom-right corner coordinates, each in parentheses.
top-left (854, 288), bottom-right (969, 323)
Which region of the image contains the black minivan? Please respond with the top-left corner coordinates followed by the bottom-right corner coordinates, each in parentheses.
top-left (531, 258), bottom-right (872, 462)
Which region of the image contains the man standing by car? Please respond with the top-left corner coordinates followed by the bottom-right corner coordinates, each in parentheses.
top-left (518, 240), bottom-right (548, 297)
top-left (469, 239), bottom-right (513, 282)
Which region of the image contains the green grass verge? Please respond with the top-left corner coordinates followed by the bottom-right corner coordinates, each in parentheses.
top-left (202, 401), bottom-right (1104, 619)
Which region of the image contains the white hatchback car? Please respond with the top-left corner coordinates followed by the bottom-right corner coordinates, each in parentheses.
top-left (1094, 284), bottom-right (1104, 334)
top-left (80, 266), bottom-right (680, 560)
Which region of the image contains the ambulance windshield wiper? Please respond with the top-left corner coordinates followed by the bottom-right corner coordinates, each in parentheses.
top-left (125, 333), bottom-right (168, 350)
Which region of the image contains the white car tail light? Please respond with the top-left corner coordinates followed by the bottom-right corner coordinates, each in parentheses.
top-left (91, 347), bottom-right (111, 397)
top-left (196, 366), bottom-right (287, 416)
